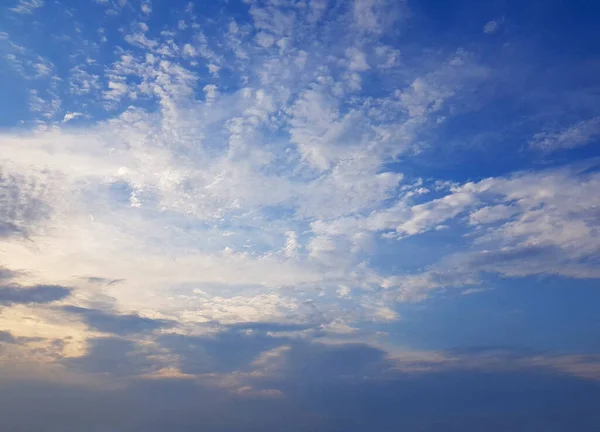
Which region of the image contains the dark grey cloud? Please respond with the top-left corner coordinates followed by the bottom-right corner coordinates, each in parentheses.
top-left (0, 266), bottom-right (18, 281)
top-left (0, 330), bottom-right (44, 346)
top-left (0, 330), bottom-right (17, 344)
top-left (159, 330), bottom-right (285, 374)
top-left (84, 277), bottom-right (124, 286)
top-left (0, 284), bottom-right (72, 305)
top-left (65, 337), bottom-right (162, 377)
top-left (61, 306), bottom-right (173, 335)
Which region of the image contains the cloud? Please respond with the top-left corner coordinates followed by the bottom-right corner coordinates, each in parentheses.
top-left (0, 330), bottom-right (18, 343)
top-left (2, 11), bottom-right (479, 324)
top-left (104, 80), bottom-right (130, 101)
top-left (9, 0), bottom-right (44, 14)
top-left (61, 306), bottom-right (173, 335)
top-left (461, 287), bottom-right (493, 296)
top-left (468, 204), bottom-right (518, 226)
top-left (0, 267), bottom-right (18, 282)
top-left (68, 66), bottom-right (102, 96)
top-left (397, 49), bottom-right (488, 119)
top-left (312, 161), bottom-right (600, 300)
top-left (346, 47), bottom-right (370, 71)
top-left (62, 112), bottom-right (83, 123)
top-left (0, 284), bottom-right (71, 305)
top-left (352, 0), bottom-right (406, 34)
top-left (530, 117), bottom-right (600, 152)
top-left (255, 31), bottom-right (276, 48)
top-left (483, 18), bottom-right (503, 34)
top-left (141, 1), bottom-right (151, 15)
top-left (203, 83), bottom-right (219, 103)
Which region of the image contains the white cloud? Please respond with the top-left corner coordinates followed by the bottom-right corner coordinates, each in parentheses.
top-left (461, 287), bottom-right (492, 295)
top-left (203, 84), bottom-right (219, 103)
top-left (397, 50), bottom-right (488, 119)
top-left (141, 1), bottom-right (152, 15)
top-left (483, 18), bottom-right (503, 34)
top-left (249, 2), bottom-right (296, 38)
top-left (124, 32), bottom-right (158, 49)
top-left (28, 89), bottom-right (61, 119)
top-left (394, 165), bottom-right (600, 295)
top-left (530, 117), bottom-right (600, 152)
top-left (468, 204), bottom-right (518, 225)
top-left (182, 43), bottom-right (197, 57)
top-left (307, 0), bottom-right (328, 23)
top-left (352, 0), bottom-right (405, 33)
top-left (62, 112), bottom-right (83, 123)
top-left (375, 45), bottom-right (400, 69)
top-left (104, 80), bottom-right (129, 101)
top-left (9, 0), bottom-right (44, 14)
top-left (395, 185), bottom-right (479, 237)
top-left (208, 63), bottom-right (220, 76)
top-left (307, 161), bottom-right (600, 301)
top-left (283, 231), bottom-right (299, 258)
top-left (346, 47), bottom-right (370, 71)
top-left (255, 31), bottom-right (276, 48)
top-left (69, 66), bottom-right (101, 95)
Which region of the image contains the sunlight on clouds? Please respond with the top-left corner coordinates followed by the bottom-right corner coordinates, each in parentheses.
top-left (9, 0), bottom-right (44, 15)
top-left (0, 0), bottom-right (599, 406)
top-left (0, 305), bottom-right (90, 358)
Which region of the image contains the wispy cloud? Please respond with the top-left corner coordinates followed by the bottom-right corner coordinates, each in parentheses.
top-left (483, 17), bottom-right (504, 34)
top-left (9, 0), bottom-right (44, 14)
top-left (530, 117), bottom-right (600, 152)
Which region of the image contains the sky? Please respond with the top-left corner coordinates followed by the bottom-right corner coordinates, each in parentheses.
top-left (1, 0), bottom-right (600, 430)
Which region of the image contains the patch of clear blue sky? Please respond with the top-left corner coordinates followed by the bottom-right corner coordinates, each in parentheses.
top-left (390, 276), bottom-right (600, 354)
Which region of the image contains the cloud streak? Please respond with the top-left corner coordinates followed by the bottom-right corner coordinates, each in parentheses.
top-left (0, 284), bottom-right (71, 306)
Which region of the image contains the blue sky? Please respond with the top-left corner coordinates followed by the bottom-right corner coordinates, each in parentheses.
top-left (1, 0), bottom-right (600, 430)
